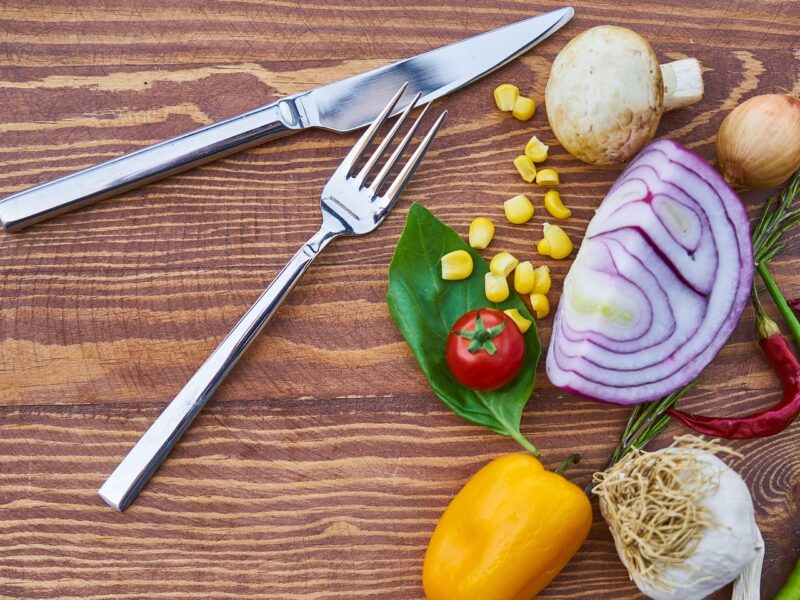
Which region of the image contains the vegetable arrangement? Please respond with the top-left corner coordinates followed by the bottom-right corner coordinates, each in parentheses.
top-left (384, 16), bottom-right (800, 600)
top-left (387, 203), bottom-right (541, 454)
top-left (668, 171), bottom-right (800, 437)
top-left (606, 171), bottom-right (800, 466)
top-left (389, 201), bottom-right (585, 600)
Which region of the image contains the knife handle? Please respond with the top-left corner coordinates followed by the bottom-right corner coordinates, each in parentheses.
top-left (0, 97), bottom-right (305, 232)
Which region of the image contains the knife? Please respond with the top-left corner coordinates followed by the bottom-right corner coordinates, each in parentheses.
top-left (0, 7), bottom-right (573, 232)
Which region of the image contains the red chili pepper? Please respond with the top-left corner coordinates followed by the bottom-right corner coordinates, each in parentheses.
top-left (668, 316), bottom-right (800, 438)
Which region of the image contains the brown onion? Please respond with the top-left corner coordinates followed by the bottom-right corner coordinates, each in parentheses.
top-left (715, 94), bottom-right (800, 190)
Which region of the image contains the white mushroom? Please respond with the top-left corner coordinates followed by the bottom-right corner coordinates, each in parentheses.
top-left (545, 26), bottom-right (703, 165)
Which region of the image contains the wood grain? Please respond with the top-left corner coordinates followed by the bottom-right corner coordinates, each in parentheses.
top-left (1, 1), bottom-right (799, 598)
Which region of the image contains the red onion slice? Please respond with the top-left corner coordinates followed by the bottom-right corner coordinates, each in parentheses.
top-left (546, 140), bottom-right (753, 404)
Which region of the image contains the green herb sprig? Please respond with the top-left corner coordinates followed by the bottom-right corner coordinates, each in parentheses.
top-left (751, 170), bottom-right (800, 347)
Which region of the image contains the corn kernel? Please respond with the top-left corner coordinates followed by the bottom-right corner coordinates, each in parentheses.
top-left (493, 84), bottom-right (519, 112)
top-left (524, 136), bottom-right (549, 162)
top-left (503, 194), bottom-right (534, 224)
top-left (512, 96), bottom-right (536, 121)
top-left (532, 265), bottom-right (551, 294)
top-left (468, 217), bottom-right (495, 249)
top-left (537, 223), bottom-right (573, 260)
top-left (536, 168), bottom-right (560, 186)
top-left (489, 251), bottom-right (519, 277)
top-left (441, 250), bottom-right (474, 280)
top-left (514, 155), bottom-right (537, 183)
top-left (503, 308), bottom-right (532, 333)
top-left (530, 293), bottom-right (550, 319)
top-left (514, 261), bottom-right (535, 294)
top-left (537, 238), bottom-right (551, 256)
top-left (544, 189), bottom-right (571, 219)
top-left (485, 272), bottom-right (510, 303)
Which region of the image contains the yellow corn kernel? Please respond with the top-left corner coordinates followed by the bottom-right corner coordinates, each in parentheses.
top-left (536, 168), bottom-right (560, 186)
top-left (537, 238), bottom-right (549, 255)
top-left (503, 308), bottom-right (532, 333)
top-left (514, 155), bottom-right (537, 183)
top-left (503, 194), bottom-right (534, 224)
top-left (489, 251), bottom-right (519, 277)
top-left (544, 189), bottom-right (571, 219)
top-left (514, 261), bottom-right (536, 294)
top-left (532, 265), bottom-right (552, 295)
top-left (468, 217), bottom-right (495, 249)
top-left (493, 84), bottom-right (519, 112)
top-left (485, 272), bottom-right (510, 303)
top-left (440, 250), bottom-right (474, 280)
top-left (537, 223), bottom-right (573, 260)
top-left (530, 293), bottom-right (550, 319)
top-left (524, 136), bottom-right (549, 162)
top-left (512, 96), bottom-right (536, 121)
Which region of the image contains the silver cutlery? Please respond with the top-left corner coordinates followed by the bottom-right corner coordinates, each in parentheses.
top-left (98, 84), bottom-right (446, 511)
top-left (0, 7), bottom-right (573, 232)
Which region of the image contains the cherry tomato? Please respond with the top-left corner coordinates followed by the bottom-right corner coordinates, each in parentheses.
top-left (446, 308), bottom-right (525, 390)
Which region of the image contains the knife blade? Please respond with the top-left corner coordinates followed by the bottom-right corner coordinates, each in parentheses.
top-left (0, 7), bottom-right (573, 232)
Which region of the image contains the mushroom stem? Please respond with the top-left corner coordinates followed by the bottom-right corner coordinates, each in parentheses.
top-left (661, 58), bottom-right (704, 112)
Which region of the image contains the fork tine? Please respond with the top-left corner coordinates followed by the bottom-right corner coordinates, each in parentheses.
top-left (356, 91), bottom-right (421, 185)
top-left (368, 101), bottom-right (432, 195)
top-left (338, 82), bottom-right (408, 178)
top-left (382, 109), bottom-right (447, 202)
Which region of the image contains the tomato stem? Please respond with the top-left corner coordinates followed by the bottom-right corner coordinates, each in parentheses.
top-left (453, 310), bottom-right (507, 355)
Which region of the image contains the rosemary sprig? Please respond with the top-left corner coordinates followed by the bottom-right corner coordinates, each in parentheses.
top-left (752, 170), bottom-right (800, 263)
top-left (598, 383), bottom-right (697, 473)
top-left (603, 169), bottom-right (800, 470)
top-left (751, 170), bottom-right (800, 347)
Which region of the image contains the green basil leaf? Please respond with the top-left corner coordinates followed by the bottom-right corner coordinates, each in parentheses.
top-left (387, 203), bottom-right (541, 453)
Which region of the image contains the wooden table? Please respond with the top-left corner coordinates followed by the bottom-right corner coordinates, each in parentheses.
top-left (1, 1), bottom-right (798, 598)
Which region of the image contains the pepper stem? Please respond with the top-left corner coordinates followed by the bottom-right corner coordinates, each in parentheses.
top-left (756, 313), bottom-right (781, 340)
top-left (554, 453), bottom-right (581, 475)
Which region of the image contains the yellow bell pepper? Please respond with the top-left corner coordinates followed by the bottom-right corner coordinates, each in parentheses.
top-left (423, 454), bottom-right (592, 600)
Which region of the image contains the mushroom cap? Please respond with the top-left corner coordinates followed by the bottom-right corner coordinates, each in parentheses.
top-left (545, 26), bottom-right (664, 165)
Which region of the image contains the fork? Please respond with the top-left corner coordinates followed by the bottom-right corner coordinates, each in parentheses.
top-left (98, 84), bottom-right (446, 511)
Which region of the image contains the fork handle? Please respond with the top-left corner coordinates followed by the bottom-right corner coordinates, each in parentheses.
top-left (98, 227), bottom-right (336, 511)
top-left (0, 98), bottom-right (306, 232)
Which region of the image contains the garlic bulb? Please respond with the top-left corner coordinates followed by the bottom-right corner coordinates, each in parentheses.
top-left (716, 94), bottom-right (800, 190)
top-left (594, 437), bottom-right (764, 600)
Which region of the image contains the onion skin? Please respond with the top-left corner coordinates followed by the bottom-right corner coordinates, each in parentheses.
top-left (546, 140), bottom-right (753, 405)
top-left (716, 94), bottom-right (800, 190)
